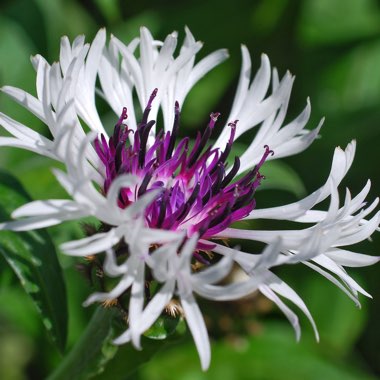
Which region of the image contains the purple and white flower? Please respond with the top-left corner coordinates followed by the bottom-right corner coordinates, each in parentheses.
top-left (0, 27), bottom-right (378, 370)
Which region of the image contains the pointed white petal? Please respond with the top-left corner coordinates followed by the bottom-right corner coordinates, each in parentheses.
top-left (61, 227), bottom-right (123, 256)
top-left (193, 254), bottom-right (233, 284)
top-left (260, 284), bottom-right (301, 341)
top-left (129, 262), bottom-right (145, 349)
top-left (326, 249), bottom-right (380, 267)
top-left (181, 294), bottom-right (211, 371)
top-left (267, 273), bottom-right (319, 341)
top-left (12, 200), bottom-right (82, 218)
top-left (1, 86), bottom-right (44, 120)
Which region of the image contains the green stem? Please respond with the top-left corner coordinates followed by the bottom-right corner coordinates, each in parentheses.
top-left (47, 307), bottom-right (115, 380)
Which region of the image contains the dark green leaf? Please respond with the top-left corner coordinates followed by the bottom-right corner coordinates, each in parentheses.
top-left (48, 306), bottom-right (184, 380)
top-left (48, 307), bottom-right (116, 380)
top-left (250, 0), bottom-right (289, 37)
top-left (0, 170), bottom-right (68, 351)
top-left (92, 318), bottom-right (187, 380)
top-left (91, 338), bottom-right (169, 380)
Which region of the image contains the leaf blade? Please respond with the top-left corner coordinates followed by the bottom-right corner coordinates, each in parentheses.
top-left (0, 170), bottom-right (68, 351)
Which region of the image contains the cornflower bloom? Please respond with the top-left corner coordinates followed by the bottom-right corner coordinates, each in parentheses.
top-left (0, 27), bottom-right (379, 370)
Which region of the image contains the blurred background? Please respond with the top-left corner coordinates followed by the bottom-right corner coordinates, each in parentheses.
top-left (1, 0), bottom-right (380, 379)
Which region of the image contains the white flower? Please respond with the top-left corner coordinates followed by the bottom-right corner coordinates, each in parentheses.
top-left (0, 27), bottom-right (378, 370)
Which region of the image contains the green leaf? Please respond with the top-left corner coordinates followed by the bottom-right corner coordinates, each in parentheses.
top-left (319, 40), bottom-right (380, 115)
top-left (47, 307), bottom-right (116, 380)
top-left (0, 14), bottom-right (36, 85)
top-left (33, 0), bottom-right (96, 56)
top-left (301, 275), bottom-right (368, 357)
top-left (259, 160), bottom-right (306, 197)
top-left (93, 0), bottom-right (120, 23)
top-left (250, 0), bottom-right (289, 37)
top-left (299, 0), bottom-right (380, 46)
top-left (48, 306), bottom-right (184, 380)
top-left (144, 316), bottom-right (183, 340)
top-left (92, 319), bottom-right (187, 380)
top-left (139, 323), bottom-right (376, 380)
top-left (0, 15), bottom-right (38, 129)
top-left (0, 170), bottom-right (68, 351)
top-left (91, 337), bottom-right (169, 380)
top-left (182, 61), bottom-right (234, 128)
top-left (11, 155), bottom-right (68, 200)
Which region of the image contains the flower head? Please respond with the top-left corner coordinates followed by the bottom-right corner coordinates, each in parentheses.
top-left (0, 27), bottom-right (379, 370)
top-left (94, 88), bottom-right (273, 244)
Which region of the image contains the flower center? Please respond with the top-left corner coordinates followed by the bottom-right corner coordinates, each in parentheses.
top-left (94, 89), bottom-right (273, 243)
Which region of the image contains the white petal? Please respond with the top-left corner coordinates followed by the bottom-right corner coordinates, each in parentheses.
top-left (267, 273), bottom-right (319, 341)
top-left (193, 254), bottom-right (233, 284)
top-left (194, 273), bottom-right (266, 301)
top-left (0, 137), bottom-right (55, 158)
top-left (181, 294), bottom-right (211, 371)
top-left (61, 227), bottom-right (123, 256)
top-left (0, 113), bottom-right (51, 146)
top-left (312, 254), bottom-right (371, 298)
top-left (129, 261), bottom-right (145, 349)
top-left (83, 270), bottom-right (135, 306)
top-left (12, 199), bottom-right (82, 218)
top-left (185, 49), bottom-right (229, 94)
top-left (137, 279), bottom-right (176, 333)
top-left (245, 142), bottom-right (357, 221)
top-left (260, 284), bottom-right (301, 341)
top-left (326, 249), bottom-right (380, 267)
top-left (0, 212), bottom-right (85, 231)
top-left (1, 86), bottom-right (44, 120)
top-left (303, 260), bottom-right (361, 307)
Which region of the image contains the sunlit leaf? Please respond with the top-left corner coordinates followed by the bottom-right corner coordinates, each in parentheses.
top-left (319, 40), bottom-right (380, 115)
top-left (94, 0), bottom-right (120, 23)
top-left (299, 0), bottom-right (380, 46)
top-left (259, 160), bottom-right (306, 197)
top-left (0, 15), bottom-right (37, 125)
top-left (301, 275), bottom-right (368, 357)
top-left (33, 0), bottom-right (96, 56)
top-left (0, 321), bottom-right (34, 380)
top-left (182, 61), bottom-right (234, 128)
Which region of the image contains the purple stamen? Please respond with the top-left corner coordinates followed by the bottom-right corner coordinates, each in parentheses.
top-left (94, 91), bottom-right (272, 255)
top-left (116, 107), bottom-right (128, 127)
top-left (209, 112), bottom-right (220, 129)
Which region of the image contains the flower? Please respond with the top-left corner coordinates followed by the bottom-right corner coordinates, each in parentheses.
top-left (0, 27), bottom-right (379, 370)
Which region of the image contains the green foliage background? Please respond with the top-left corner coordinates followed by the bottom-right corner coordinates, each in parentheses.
top-left (0, 0), bottom-right (380, 379)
